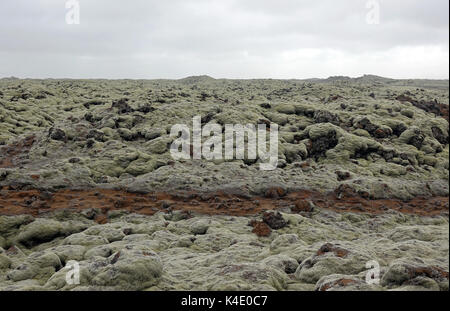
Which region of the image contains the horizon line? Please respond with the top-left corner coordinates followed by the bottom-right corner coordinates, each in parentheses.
top-left (1, 74), bottom-right (449, 81)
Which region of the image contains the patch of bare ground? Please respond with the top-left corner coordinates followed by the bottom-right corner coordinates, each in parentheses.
top-left (0, 135), bottom-right (35, 168)
top-left (0, 186), bottom-right (447, 221)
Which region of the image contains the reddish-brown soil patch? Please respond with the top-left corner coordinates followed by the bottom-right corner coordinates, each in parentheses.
top-left (316, 243), bottom-right (349, 258)
top-left (407, 265), bottom-right (449, 280)
top-left (0, 135), bottom-right (35, 168)
top-left (292, 200), bottom-right (313, 213)
top-left (264, 187), bottom-right (287, 199)
top-left (0, 187), bottom-right (448, 219)
top-left (249, 220), bottom-right (272, 237)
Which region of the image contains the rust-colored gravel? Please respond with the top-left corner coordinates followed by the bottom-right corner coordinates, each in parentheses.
top-left (0, 186), bottom-right (448, 221)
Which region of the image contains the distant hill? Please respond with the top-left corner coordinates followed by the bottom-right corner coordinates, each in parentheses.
top-left (178, 75), bottom-right (215, 84)
top-left (311, 74), bottom-right (448, 90)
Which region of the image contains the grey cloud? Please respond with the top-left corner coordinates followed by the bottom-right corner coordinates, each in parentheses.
top-left (0, 0), bottom-right (448, 78)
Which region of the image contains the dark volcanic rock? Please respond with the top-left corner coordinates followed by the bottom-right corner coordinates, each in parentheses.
top-left (87, 129), bottom-right (105, 142)
top-left (308, 131), bottom-right (338, 157)
top-left (112, 98), bottom-right (133, 114)
top-left (354, 117), bottom-right (378, 135)
top-left (48, 128), bottom-right (66, 142)
top-left (313, 110), bottom-right (340, 125)
top-left (392, 122), bottom-right (408, 136)
top-left (431, 126), bottom-right (448, 145)
top-left (83, 100), bottom-right (105, 109)
top-left (409, 129), bottom-right (425, 149)
top-left (263, 211), bottom-right (287, 230)
top-left (336, 170), bottom-right (351, 181)
top-left (396, 94), bottom-right (449, 121)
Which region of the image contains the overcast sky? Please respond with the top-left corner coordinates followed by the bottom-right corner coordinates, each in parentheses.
top-left (0, 0), bottom-right (448, 79)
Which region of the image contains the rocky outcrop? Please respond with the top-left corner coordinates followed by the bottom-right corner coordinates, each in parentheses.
top-left (0, 207), bottom-right (447, 291)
